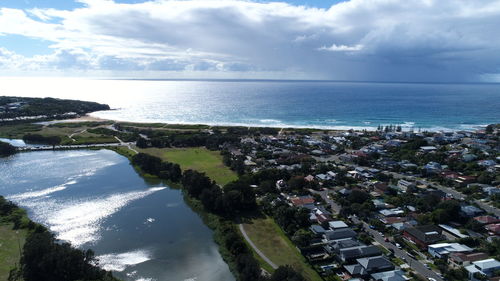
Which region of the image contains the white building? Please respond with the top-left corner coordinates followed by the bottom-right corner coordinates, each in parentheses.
top-left (465, 258), bottom-right (500, 281)
top-left (428, 243), bottom-right (473, 258)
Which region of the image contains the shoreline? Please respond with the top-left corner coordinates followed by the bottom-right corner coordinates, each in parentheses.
top-left (84, 113), bottom-right (488, 133)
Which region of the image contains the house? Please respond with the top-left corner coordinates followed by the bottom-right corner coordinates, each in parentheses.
top-left (338, 245), bottom-right (382, 263)
top-left (428, 243), bottom-right (473, 259)
top-left (328, 220), bottom-right (349, 230)
top-left (420, 146), bottom-right (438, 152)
top-left (316, 173), bottom-right (332, 181)
top-left (323, 228), bottom-right (357, 242)
top-left (461, 205), bottom-right (485, 218)
top-left (477, 160), bottom-right (497, 167)
top-left (455, 175), bottom-right (476, 187)
top-left (465, 258), bottom-right (500, 281)
top-left (310, 225), bottom-right (327, 236)
top-left (449, 252), bottom-right (489, 269)
top-left (425, 162), bottom-right (442, 173)
top-left (373, 199), bottom-right (388, 209)
top-left (486, 223), bottom-right (500, 235)
top-left (289, 196), bottom-right (315, 207)
top-left (371, 269), bottom-right (409, 281)
top-left (438, 224), bottom-right (469, 239)
top-left (474, 216), bottom-right (500, 225)
top-left (483, 186), bottom-right (500, 197)
top-left (304, 175), bottom-right (315, 182)
top-left (403, 225), bottom-right (445, 249)
top-left (373, 182), bottom-right (390, 195)
top-left (379, 208), bottom-right (405, 217)
top-left (324, 238), bottom-right (361, 254)
top-left (317, 213), bottom-right (334, 225)
top-left (356, 256), bottom-right (394, 274)
top-left (397, 180), bottom-right (416, 193)
top-left (344, 264), bottom-right (367, 277)
top-left (380, 216), bottom-right (407, 225)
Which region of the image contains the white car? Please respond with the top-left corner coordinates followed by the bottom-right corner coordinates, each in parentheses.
top-left (427, 278), bottom-right (437, 281)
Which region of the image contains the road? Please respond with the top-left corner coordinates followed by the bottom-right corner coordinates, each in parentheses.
top-left (309, 189), bottom-right (341, 214)
top-left (238, 224), bottom-right (278, 269)
top-left (387, 172), bottom-right (500, 217)
top-left (336, 161), bottom-right (500, 217)
top-left (114, 136), bottom-right (138, 154)
top-left (350, 216), bottom-right (444, 281)
top-left (311, 187), bottom-right (443, 280)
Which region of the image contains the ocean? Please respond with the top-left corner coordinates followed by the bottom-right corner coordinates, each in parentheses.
top-left (1, 77), bottom-right (499, 131)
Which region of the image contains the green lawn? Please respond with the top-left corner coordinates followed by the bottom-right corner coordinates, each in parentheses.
top-left (0, 123), bottom-right (43, 138)
top-left (241, 217), bottom-right (322, 281)
top-left (137, 147), bottom-right (238, 186)
top-left (0, 223), bottom-right (27, 280)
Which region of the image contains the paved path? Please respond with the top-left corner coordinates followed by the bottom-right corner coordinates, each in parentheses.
top-left (68, 129), bottom-right (87, 142)
top-left (114, 136), bottom-right (138, 154)
top-left (238, 224), bottom-right (278, 269)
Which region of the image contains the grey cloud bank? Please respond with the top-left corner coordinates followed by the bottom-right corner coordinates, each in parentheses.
top-left (1, 0), bottom-right (500, 82)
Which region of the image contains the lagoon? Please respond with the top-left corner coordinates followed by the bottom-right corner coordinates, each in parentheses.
top-left (0, 149), bottom-right (235, 281)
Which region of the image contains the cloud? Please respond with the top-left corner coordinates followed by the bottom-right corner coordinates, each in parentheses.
top-left (0, 0), bottom-right (500, 81)
top-left (319, 44), bottom-right (363, 52)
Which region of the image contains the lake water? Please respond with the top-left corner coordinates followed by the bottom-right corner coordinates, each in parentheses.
top-left (1, 77), bottom-right (499, 131)
top-left (0, 149), bottom-right (235, 281)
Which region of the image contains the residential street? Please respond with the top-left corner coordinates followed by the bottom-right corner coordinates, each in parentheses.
top-left (309, 189), bottom-right (341, 214)
top-left (315, 188), bottom-right (444, 281)
top-left (333, 161), bottom-right (500, 217)
top-left (388, 172), bottom-right (500, 217)
top-left (350, 216), bottom-right (444, 281)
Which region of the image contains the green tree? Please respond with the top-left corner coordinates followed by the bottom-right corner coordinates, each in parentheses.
top-left (0, 141), bottom-right (16, 157)
top-left (292, 229), bottom-right (313, 248)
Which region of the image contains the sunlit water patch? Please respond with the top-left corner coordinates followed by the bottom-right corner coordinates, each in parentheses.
top-left (20, 187), bottom-right (166, 246)
top-left (97, 249), bottom-right (152, 272)
top-left (0, 150), bottom-right (234, 281)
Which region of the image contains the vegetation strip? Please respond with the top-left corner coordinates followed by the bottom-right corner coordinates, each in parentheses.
top-left (239, 224), bottom-right (279, 269)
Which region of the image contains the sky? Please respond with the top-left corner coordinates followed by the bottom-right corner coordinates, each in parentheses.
top-left (0, 0), bottom-right (500, 82)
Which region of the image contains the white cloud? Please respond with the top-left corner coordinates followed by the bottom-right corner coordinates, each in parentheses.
top-left (319, 44), bottom-right (363, 52)
top-left (0, 0), bottom-right (500, 81)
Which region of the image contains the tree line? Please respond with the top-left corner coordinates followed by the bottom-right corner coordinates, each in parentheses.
top-left (131, 153), bottom-right (182, 182)
top-left (0, 96), bottom-right (110, 119)
top-left (0, 141), bottom-right (16, 157)
top-left (130, 153), bottom-right (306, 281)
top-left (0, 196), bottom-right (119, 281)
top-left (23, 134), bottom-right (62, 145)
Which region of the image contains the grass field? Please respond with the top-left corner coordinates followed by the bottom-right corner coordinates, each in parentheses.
top-left (0, 123), bottom-right (43, 138)
top-left (137, 147), bottom-right (238, 185)
top-left (242, 217), bottom-right (322, 281)
top-left (0, 223), bottom-right (27, 280)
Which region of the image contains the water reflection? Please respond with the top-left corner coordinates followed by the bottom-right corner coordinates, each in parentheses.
top-left (0, 150), bottom-right (235, 281)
